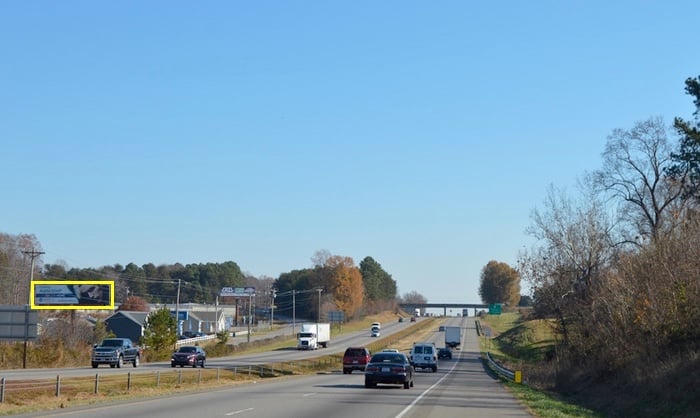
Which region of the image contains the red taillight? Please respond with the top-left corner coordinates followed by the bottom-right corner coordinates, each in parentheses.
top-left (366, 365), bottom-right (379, 372)
top-left (391, 367), bottom-right (406, 373)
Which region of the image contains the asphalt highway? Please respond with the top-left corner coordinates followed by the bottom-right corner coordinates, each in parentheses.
top-left (11, 318), bottom-right (532, 418)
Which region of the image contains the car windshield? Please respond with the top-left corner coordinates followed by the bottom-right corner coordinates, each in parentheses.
top-left (371, 354), bottom-right (404, 363)
top-left (101, 340), bottom-right (123, 347)
top-left (178, 347), bottom-right (197, 353)
top-left (345, 348), bottom-right (366, 356)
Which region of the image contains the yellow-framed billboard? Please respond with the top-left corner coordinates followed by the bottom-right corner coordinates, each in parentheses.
top-left (30, 280), bottom-right (115, 310)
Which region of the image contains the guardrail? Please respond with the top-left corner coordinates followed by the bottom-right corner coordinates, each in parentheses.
top-left (0, 357), bottom-right (340, 405)
top-left (486, 352), bottom-right (522, 384)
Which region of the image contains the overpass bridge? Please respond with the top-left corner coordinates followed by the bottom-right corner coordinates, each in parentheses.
top-left (398, 302), bottom-right (489, 317)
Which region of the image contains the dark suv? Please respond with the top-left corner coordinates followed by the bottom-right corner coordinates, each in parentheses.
top-left (343, 347), bottom-right (371, 374)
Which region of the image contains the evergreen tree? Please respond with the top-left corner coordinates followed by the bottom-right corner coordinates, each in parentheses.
top-left (141, 307), bottom-right (177, 359)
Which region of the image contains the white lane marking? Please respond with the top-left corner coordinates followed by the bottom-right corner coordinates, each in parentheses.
top-left (395, 325), bottom-right (466, 418)
top-left (303, 392), bottom-right (317, 397)
top-left (225, 407), bottom-right (254, 415)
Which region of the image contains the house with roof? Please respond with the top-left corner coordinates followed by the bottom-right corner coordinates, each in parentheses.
top-left (184, 310), bottom-right (226, 334)
top-left (104, 311), bottom-right (149, 343)
top-left (160, 303), bottom-right (230, 335)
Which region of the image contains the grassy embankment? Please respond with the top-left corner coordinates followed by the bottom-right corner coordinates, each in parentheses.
top-left (479, 311), bottom-right (700, 418)
top-left (479, 312), bottom-right (603, 418)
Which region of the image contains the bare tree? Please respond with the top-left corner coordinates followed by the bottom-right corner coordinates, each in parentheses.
top-left (0, 233), bottom-right (43, 305)
top-left (593, 117), bottom-right (687, 242)
top-left (311, 249), bottom-right (332, 267)
top-left (522, 184), bottom-right (617, 347)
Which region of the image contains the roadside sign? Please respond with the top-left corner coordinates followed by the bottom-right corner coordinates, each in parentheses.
top-left (219, 287), bottom-right (256, 297)
top-left (488, 304), bottom-right (502, 315)
top-left (0, 305), bottom-right (38, 340)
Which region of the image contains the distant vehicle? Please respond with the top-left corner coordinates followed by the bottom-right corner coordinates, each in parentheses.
top-left (444, 326), bottom-right (462, 348)
top-left (171, 345), bottom-right (206, 368)
top-left (398, 317), bottom-right (404, 323)
top-left (343, 347), bottom-right (371, 374)
top-left (438, 325), bottom-right (445, 331)
top-left (409, 342), bottom-right (437, 372)
top-left (364, 352), bottom-right (414, 389)
top-left (438, 347), bottom-right (452, 359)
top-left (414, 308), bottom-right (420, 317)
top-left (91, 338), bottom-right (141, 369)
top-left (371, 322), bottom-right (381, 329)
top-left (410, 316), bottom-right (416, 322)
top-left (371, 327), bottom-right (380, 337)
top-left (297, 323), bottom-right (331, 350)
top-left (381, 348), bottom-right (400, 353)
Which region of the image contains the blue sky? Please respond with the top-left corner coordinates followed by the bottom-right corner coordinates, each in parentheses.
top-left (2, 1), bottom-right (697, 306)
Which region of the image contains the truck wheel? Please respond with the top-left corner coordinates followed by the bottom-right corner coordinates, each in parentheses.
top-left (200, 359), bottom-right (205, 368)
top-left (116, 356), bottom-right (123, 368)
top-left (92, 363), bottom-right (98, 368)
top-left (133, 356), bottom-right (139, 367)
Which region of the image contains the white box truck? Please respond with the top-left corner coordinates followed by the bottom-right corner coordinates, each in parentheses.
top-left (297, 323), bottom-right (331, 350)
top-left (444, 326), bottom-right (461, 348)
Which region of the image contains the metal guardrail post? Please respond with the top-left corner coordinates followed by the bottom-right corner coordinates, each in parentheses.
top-left (486, 352), bottom-right (520, 382)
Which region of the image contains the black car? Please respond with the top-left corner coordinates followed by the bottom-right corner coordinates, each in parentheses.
top-left (364, 352), bottom-right (414, 389)
top-left (438, 347), bottom-right (452, 359)
top-left (171, 345), bottom-right (206, 368)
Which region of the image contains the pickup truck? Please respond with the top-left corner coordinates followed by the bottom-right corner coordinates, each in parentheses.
top-left (91, 338), bottom-right (142, 368)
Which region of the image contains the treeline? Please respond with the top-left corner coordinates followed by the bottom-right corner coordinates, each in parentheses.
top-left (518, 76), bottom-right (700, 412)
top-left (0, 236), bottom-right (397, 321)
top-left (275, 253), bottom-right (397, 321)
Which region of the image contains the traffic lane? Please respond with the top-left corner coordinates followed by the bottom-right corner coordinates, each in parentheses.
top-left (13, 370), bottom-right (431, 418)
top-left (404, 354), bottom-right (531, 418)
top-left (12, 351), bottom-right (526, 418)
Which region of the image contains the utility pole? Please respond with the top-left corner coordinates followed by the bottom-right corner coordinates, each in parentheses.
top-left (270, 288), bottom-right (276, 330)
top-left (292, 290), bottom-right (296, 336)
top-left (215, 296), bottom-right (219, 334)
top-left (247, 293), bottom-right (252, 343)
top-left (22, 248), bottom-right (44, 369)
top-left (175, 279), bottom-right (181, 337)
